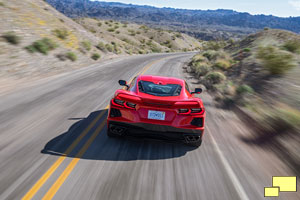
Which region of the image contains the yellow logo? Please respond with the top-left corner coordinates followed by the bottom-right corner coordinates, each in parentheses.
top-left (264, 176), bottom-right (297, 197)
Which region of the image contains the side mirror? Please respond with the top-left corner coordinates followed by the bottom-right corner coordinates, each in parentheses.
top-left (118, 80), bottom-right (129, 89)
top-left (191, 88), bottom-right (202, 94)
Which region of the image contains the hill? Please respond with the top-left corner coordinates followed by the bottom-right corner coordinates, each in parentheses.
top-left (0, 0), bottom-right (201, 92)
top-left (187, 29), bottom-right (300, 175)
top-left (46, 0), bottom-right (300, 40)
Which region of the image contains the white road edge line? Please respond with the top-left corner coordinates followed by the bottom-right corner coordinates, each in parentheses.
top-left (207, 126), bottom-right (250, 200)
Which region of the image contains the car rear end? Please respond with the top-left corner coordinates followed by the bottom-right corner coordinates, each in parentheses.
top-left (107, 92), bottom-right (205, 146)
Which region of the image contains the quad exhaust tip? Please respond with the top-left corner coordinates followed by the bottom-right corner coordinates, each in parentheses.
top-left (184, 135), bottom-right (201, 143)
top-left (109, 124), bottom-right (127, 135)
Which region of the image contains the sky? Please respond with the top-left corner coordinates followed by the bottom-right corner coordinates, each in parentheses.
top-left (93, 0), bottom-right (300, 17)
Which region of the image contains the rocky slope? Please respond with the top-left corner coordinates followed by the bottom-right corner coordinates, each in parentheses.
top-left (0, 0), bottom-right (201, 93)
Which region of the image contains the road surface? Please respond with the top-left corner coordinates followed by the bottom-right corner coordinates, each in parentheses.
top-left (0, 53), bottom-right (298, 200)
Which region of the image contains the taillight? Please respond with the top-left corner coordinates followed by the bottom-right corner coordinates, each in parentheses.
top-left (125, 102), bottom-right (136, 109)
top-left (112, 99), bottom-right (124, 107)
top-left (178, 108), bottom-right (204, 114)
top-left (112, 98), bottom-right (137, 109)
top-left (191, 108), bottom-right (203, 113)
top-left (179, 108), bottom-right (189, 113)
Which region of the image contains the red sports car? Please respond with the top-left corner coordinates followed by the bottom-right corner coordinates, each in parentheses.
top-left (107, 75), bottom-right (205, 147)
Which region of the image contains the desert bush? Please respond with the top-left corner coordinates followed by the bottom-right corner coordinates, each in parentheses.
top-left (263, 106), bottom-right (300, 131)
top-left (25, 38), bottom-right (57, 55)
top-left (105, 44), bottom-right (114, 52)
top-left (2, 32), bottom-right (20, 45)
top-left (97, 22), bottom-right (102, 27)
top-left (221, 81), bottom-right (236, 96)
top-left (164, 40), bottom-right (171, 45)
top-left (81, 41), bottom-right (91, 51)
top-left (107, 28), bottom-right (115, 32)
top-left (204, 72), bottom-right (226, 84)
top-left (192, 54), bottom-right (208, 63)
top-left (214, 59), bottom-right (231, 70)
top-left (91, 53), bottom-right (101, 60)
top-left (139, 25), bottom-right (149, 30)
top-left (193, 62), bottom-right (210, 77)
top-left (123, 24), bottom-right (127, 28)
top-left (243, 48), bottom-right (251, 52)
top-left (127, 29), bottom-right (136, 36)
top-left (228, 38), bottom-right (235, 45)
top-left (151, 46), bottom-right (162, 53)
top-left (282, 40), bottom-right (300, 53)
top-left (115, 31), bottom-right (120, 34)
top-left (146, 40), bottom-right (153, 46)
top-left (236, 84), bottom-right (254, 95)
top-left (0, 2), bottom-right (5, 6)
top-left (175, 33), bottom-right (182, 38)
top-left (202, 50), bottom-right (218, 61)
top-left (257, 46), bottom-right (296, 75)
top-left (89, 27), bottom-right (96, 33)
top-left (136, 31), bottom-right (141, 34)
top-left (53, 28), bottom-right (69, 40)
top-left (96, 42), bottom-right (106, 51)
top-left (140, 39), bottom-right (145, 44)
top-left (66, 51), bottom-right (77, 61)
top-left (121, 38), bottom-right (135, 45)
top-left (104, 21), bottom-right (109, 25)
top-left (112, 43), bottom-right (121, 54)
top-left (204, 41), bottom-right (226, 51)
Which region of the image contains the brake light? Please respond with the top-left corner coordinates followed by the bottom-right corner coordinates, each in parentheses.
top-left (179, 108), bottom-right (190, 113)
top-left (125, 102), bottom-right (136, 109)
top-left (178, 108), bottom-right (204, 114)
top-left (112, 99), bottom-right (125, 107)
top-left (191, 108), bottom-right (203, 113)
top-left (112, 98), bottom-right (137, 110)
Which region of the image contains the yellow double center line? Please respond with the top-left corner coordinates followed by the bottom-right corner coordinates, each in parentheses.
top-left (22, 57), bottom-right (167, 200)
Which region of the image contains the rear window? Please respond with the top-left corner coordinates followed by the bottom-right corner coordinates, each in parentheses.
top-left (138, 81), bottom-right (182, 96)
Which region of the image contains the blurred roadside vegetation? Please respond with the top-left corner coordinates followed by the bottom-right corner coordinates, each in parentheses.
top-left (188, 29), bottom-right (300, 134)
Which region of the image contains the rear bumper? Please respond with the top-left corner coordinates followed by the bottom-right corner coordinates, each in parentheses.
top-left (108, 120), bottom-right (203, 142)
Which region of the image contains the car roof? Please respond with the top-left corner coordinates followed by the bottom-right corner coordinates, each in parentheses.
top-left (136, 75), bottom-right (185, 85)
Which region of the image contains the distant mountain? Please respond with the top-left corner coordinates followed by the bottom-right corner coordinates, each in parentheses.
top-left (46, 0), bottom-right (300, 40)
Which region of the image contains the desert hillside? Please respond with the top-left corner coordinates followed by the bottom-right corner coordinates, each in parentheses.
top-left (187, 28), bottom-right (300, 175)
top-left (0, 0), bottom-right (201, 91)
top-left (46, 0), bottom-right (300, 40)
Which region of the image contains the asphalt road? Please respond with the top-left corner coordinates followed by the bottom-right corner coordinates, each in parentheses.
top-left (0, 53), bottom-right (298, 200)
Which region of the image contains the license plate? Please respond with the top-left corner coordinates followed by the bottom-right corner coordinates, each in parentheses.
top-left (148, 110), bottom-right (165, 120)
